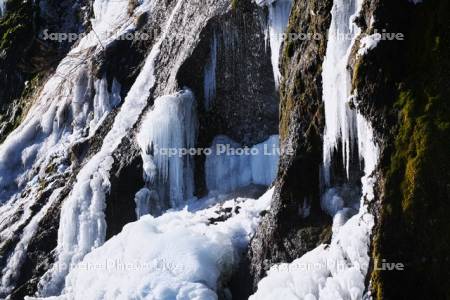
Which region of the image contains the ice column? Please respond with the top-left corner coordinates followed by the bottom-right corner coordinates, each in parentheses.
top-left (263, 0), bottom-right (293, 87)
top-left (137, 89), bottom-right (198, 213)
top-left (322, 0), bottom-right (364, 184)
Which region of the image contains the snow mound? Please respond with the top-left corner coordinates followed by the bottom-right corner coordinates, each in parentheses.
top-left (29, 188), bottom-right (273, 300)
top-left (250, 211), bottom-right (374, 300)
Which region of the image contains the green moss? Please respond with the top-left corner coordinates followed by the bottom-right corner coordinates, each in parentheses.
top-left (0, 0), bottom-right (35, 59)
top-left (279, 94), bottom-right (294, 141)
top-left (0, 73), bottom-right (43, 143)
top-left (231, 0), bottom-right (239, 11)
top-left (369, 1), bottom-right (450, 297)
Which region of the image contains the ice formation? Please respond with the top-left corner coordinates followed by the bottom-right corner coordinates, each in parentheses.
top-left (322, 0), bottom-right (364, 183)
top-left (251, 0), bottom-right (380, 298)
top-left (0, 189), bottom-right (63, 295)
top-left (36, 0), bottom-right (186, 295)
top-left (257, 0), bottom-right (293, 87)
top-left (28, 189), bottom-right (273, 300)
top-left (136, 89), bottom-right (198, 213)
top-left (205, 135), bottom-right (279, 193)
top-left (0, 0), bottom-right (5, 16)
top-left (0, 0), bottom-right (130, 291)
top-left (203, 32), bottom-right (218, 111)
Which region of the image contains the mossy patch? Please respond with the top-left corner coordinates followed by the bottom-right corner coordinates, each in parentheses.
top-left (0, 0), bottom-right (35, 59)
top-left (366, 0), bottom-right (450, 298)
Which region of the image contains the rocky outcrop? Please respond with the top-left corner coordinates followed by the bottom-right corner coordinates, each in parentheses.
top-left (0, 0), bottom-right (91, 141)
top-left (350, 1), bottom-right (450, 299)
top-left (177, 0), bottom-right (278, 196)
top-left (248, 0), bottom-right (450, 298)
top-left (247, 0), bottom-right (333, 290)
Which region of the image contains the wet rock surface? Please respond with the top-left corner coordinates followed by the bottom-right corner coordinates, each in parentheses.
top-left (246, 0), bottom-right (333, 291)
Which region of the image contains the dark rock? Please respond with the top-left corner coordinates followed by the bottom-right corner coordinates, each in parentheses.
top-left (177, 1), bottom-right (278, 197)
top-left (246, 0), bottom-right (333, 292)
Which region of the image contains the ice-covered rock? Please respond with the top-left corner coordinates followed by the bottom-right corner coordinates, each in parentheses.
top-left (29, 188), bottom-right (274, 300)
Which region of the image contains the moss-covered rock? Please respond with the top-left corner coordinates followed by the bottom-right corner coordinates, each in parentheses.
top-left (351, 0), bottom-right (450, 298)
top-left (248, 0), bottom-right (333, 291)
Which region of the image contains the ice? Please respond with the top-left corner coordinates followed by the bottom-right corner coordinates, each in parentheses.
top-left (0, 188), bottom-right (63, 295)
top-left (30, 189), bottom-right (273, 300)
top-left (203, 31), bottom-right (217, 111)
top-left (358, 33), bottom-right (381, 56)
top-left (0, 0), bottom-right (5, 16)
top-left (322, 0), bottom-right (364, 183)
top-left (257, 0), bottom-right (293, 87)
top-left (89, 77), bottom-right (122, 131)
top-left (250, 212), bottom-right (375, 300)
top-left (37, 0), bottom-right (186, 295)
top-left (0, 0), bottom-right (140, 205)
top-left (205, 135), bottom-right (279, 194)
top-left (251, 135), bottom-right (280, 185)
top-left (137, 89), bottom-right (198, 212)
top-left (134, 188), bottom-right (152, 219)
top-left (205, 136), bottom-right (252, 193)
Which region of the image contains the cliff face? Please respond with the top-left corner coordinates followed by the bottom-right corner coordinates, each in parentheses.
top-left (0, 0), bottom-right (278, 298)
top-left (249, 0), bottom-right (450, 298)
top-left (0, 0), bottom-right (448, 298)
top-left (352, 1), bottom-right (450, 298)
top-left (248, 0), bottom-right (333, 288)
top-left (0, 0), bottom-right (90, 141)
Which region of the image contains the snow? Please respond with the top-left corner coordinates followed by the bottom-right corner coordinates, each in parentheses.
top-left (137, 89), bottom-right (198, 212)
top-left (358, 33), bottom-right (381, 56)
top-left (205, 135), bottom-right (279, 194)
top-left (257, 0), bottom-right (293, 87)
top-left (37, 0), bottom-right (186, 295)
top-left (250, 212), bottom-right (374, 300)
top-left (203, 31), bottom-right (217, 111)
top-left (29, 188), bottom-right (274, 300)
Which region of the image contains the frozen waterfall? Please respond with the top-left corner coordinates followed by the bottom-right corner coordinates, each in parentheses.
top-left (322, 0), bottom-right (364, 183)
top-left (136, 89), bottom-right (198, 215)
top-left (36, 0), bottom-right (186, 295)
top-left (257, 0), bottom-right (293, 87)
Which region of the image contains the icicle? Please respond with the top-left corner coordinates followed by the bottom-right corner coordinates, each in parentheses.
top-left (137, 89), bottom-right (198, 210)
top-left (322, 0), bottom-right (364, 184)
top-left (203, 31), bottom-right (217, 111)
top-left (89, 77), bottom-right (122, 133)
top-left (265, 0), bottom-right (293, 87)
